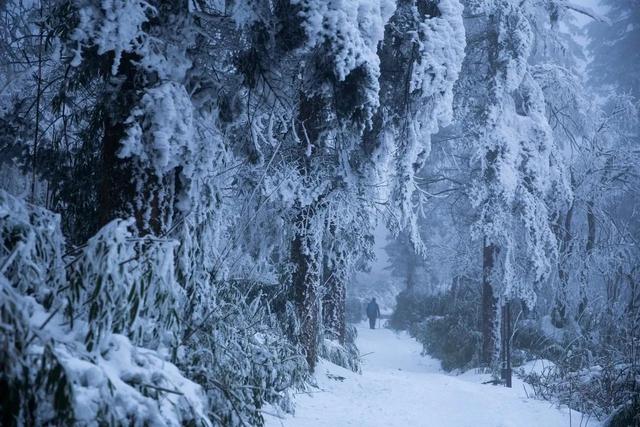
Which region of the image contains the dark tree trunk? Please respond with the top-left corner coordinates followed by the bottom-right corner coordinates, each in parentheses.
top-left (322, 258), bottom-right (346, 344)
top-left (291, 212), bottom-right (321, 371)
top-left (577, 200), bottom-right (596, 318)
top-left (406, 261), bottom-right (416, 291)
top-left (97, 52), bottom-right (173, 236)
top-left (500, 303), bottom-right (512, 387)
top-left (553, 203), bottom-right (574, 328)
top-left (322, 218), bottom-right (346, 344)
top-left (481, 240), bottom-right (498, 366)
top-left (98, 52), bottom-right (140, 230)
top-left (586, 200), bottom-right (596, 254)
top-left (289, 93), bottom-right (330, 371)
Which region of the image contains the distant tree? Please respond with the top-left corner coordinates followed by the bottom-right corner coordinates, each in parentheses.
top-left (454, 0), bottom-right (586, 366)
top-left (384, 231), bottom-right (425, 291)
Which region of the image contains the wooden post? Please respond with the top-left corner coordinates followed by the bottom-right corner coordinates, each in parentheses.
top-left (501, 303), bottom-right (512, 388)
top-left (482, 240), bottom-right (497, 366)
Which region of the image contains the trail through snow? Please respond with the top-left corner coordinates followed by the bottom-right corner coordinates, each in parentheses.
top-left (266, 322), bottom-right (598, 427)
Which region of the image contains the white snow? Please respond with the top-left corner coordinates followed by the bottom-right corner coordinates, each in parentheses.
top-left (70, 0), bottom-right (154, 73)
top-left (266, 323), bottom-right (599, 427)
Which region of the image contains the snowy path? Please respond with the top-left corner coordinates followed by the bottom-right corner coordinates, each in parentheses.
top-left (265, 323), bottom-right (598, 427)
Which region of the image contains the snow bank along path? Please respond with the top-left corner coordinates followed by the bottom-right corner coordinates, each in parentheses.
top-left (266, 322), bottom-right (598, 427)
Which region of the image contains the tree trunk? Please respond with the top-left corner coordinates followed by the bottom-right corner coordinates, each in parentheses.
top-left (321, 220), bottom-right (346, 344)
top-left (30, 9), bottom-right (44, 203)
top-left (291, 209), bottom-right (321, 371)
top-left (481, 240), bottom-right (498, 366)
top-left (578, 200), bottom-right (596, 318)
top-left (289, 92), bottom-right (330, 371)
top-left (553, 203), bottom-right (573, 328)
top-left (98, 52), bottom-right (140, 230)
top-left (322, 264), bottom-right (346, 345)
top-left (406, 258), bottom-right (416, 291)
top-left (500, 303), bottom-right (512, 387)
top-left (586, 200), bottom-right (596, 253)
top-left (97, 52), bottom-right (172, 235)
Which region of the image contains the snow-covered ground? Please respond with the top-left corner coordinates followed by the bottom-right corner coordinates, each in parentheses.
top-left (265, 322), bottom-right (598, 427)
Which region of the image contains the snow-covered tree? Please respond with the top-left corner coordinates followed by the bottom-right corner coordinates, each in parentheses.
top-left (3, 0), bottom-right (637, 424)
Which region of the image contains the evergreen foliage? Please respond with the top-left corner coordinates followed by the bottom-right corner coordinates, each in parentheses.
top-left (1, 0), bottom-right (638, 424)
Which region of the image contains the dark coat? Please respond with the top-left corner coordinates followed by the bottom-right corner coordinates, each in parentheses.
top-left (366, 301), bottom-right (380, 319)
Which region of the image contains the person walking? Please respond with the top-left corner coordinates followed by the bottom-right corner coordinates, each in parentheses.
top-left (366, 298), bottom-right (381, 329)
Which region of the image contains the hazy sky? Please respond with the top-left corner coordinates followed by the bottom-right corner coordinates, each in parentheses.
top-left (356, 221), bottom-right (392, 286)
top-left (574, 0), bottom-right (604, 25)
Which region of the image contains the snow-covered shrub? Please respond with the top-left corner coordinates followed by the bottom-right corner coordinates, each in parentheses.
top-left (416, 316), bottom-right (481, 372)
top-left (604, 397), bottom-right (640, 427)
top-left (0, 190), bottom-right (65, 300)
top-left (516, 301), bottom-right (640, 423)
top-left (523, 359), bottom-right (639, 423)
top-left (512, 313), bottom-right (602, 366)
top-left (391, 281), bottom-right (482, 371)
top-left (389, 288), bottom-right (446, 331)
top-left (179, 280), bottom-right (307, 427)
top-left (67, 218), bottom-right (181, 352)
top-left (319, 324), bottom-right (361, 373)
top-left (0, 278), bottom-right (74, 426)
top-left (511, 318), bottom-right (564, 364)
top-left (0, 191), bottom-right (210, 426)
